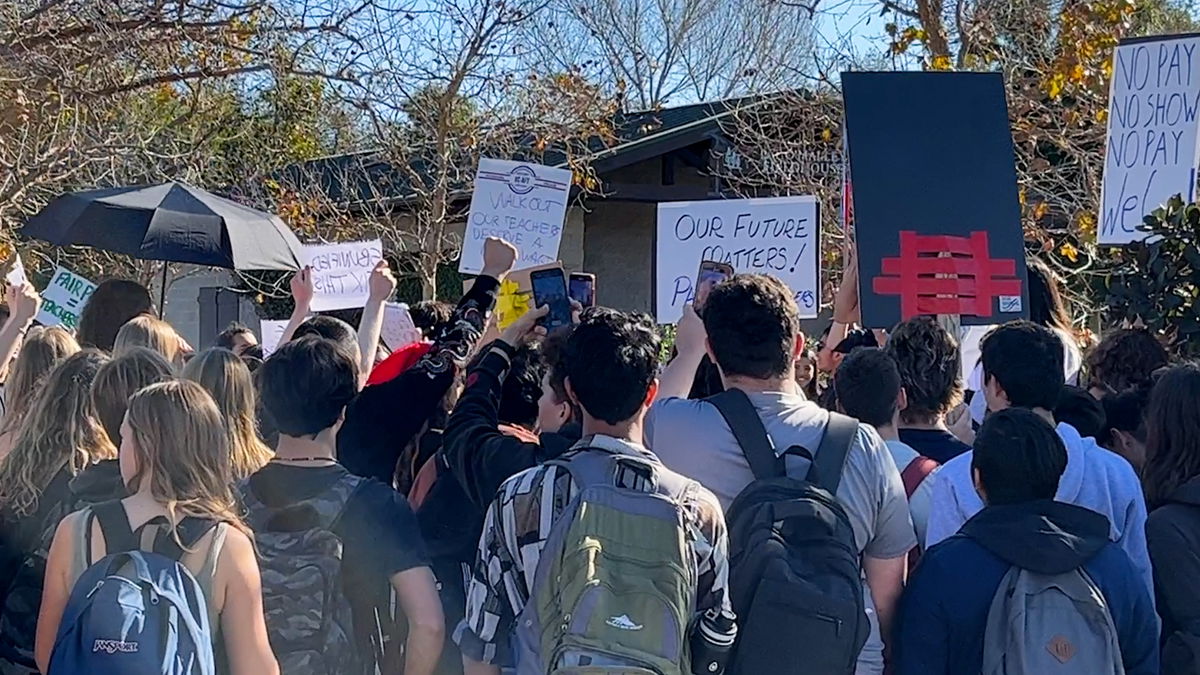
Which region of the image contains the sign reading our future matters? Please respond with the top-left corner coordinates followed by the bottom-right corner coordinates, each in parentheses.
top-left (1101, 34), bottom-right (1200, 244)
top-left (655, 196), bottom-right (819, 323)
top-left (460, 159), bottom-right (572, 274)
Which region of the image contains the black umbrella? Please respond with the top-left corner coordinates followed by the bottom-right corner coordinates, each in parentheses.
top-left (21, 181), bottom-right (304, 315)
top-left (21, 181), bottom-right (303, 270)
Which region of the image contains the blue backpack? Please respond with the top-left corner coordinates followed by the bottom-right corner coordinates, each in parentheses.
top-left (46, 501), bottom-right (218, 675)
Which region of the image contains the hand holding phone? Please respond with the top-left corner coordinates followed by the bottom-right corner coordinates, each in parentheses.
top-left (695, 260), bottom-right (734, 309)
top-left (530, 268), bottom-right (573, 331)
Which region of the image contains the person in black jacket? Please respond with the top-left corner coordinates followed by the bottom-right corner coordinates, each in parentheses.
top-left (426, 307), bottom-right (581, 674)
top-left (338, 237), bottom-right (517, 487)
top-left (1144, 363), bottom-right (1200, 673)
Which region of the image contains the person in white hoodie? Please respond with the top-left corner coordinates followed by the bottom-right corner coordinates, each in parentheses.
top-left (924, 320), bottom-right (1153, 597)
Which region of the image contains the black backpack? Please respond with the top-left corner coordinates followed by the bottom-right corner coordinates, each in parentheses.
top-left (710, 390), bottom-right (868, 675)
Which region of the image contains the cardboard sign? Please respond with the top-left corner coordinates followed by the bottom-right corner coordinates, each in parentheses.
top-left (260, 319), bottom-right (289, 358)
top-left (381, 302), bottom-right (422, 351)
top-left (654, 196), bottom-right (819, 323)
top-left (842, 72), bottom-right (1029, 328)
top-left (459, 159), bottom-right (572, 273)
top-left (36, 265), bottom-right (97, 330)
top-left (303, 240), bottom-right (383, 312)
top-left (1100, 34), bottom-right (1200, 244)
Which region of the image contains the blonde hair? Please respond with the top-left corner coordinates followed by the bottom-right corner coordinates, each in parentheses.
top-left (124, 380), bottom-right (248, 535)
top-left (91, 347), bottom-right (176, 446)
top-left (183, 349), bottom-right (272, 479)
top-left (114, 316), bottom-right (180, 365)
top-left (0, 351), bottom-right (115, 517)
top-left (0, 327), bottom-right (80, 437)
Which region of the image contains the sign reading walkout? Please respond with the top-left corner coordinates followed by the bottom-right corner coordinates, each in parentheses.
top-left (37, 265), bottom-right (97, 329)
top-left (460, 159), bottom-right (572, 274)
top-left (654, 196), bottom-right (819, 323)
top-left (303, 240), bottom-right (383, 312)
top-left (842, 71), bottom-right (1030, 329)
top-left (1100, 34), bottom-right (1200, 244)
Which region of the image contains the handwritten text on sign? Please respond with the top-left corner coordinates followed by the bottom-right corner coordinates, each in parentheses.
top-left (459, 159), bottom-right (572, 273)
top-left (1100, 36), bottom-right (1200, 244)
top-left (303, 240), bottom-right (382, 312)
top-left (36, 266), bottom-right (97, 330)
top-left (654, 196), bottom-right (820, 323)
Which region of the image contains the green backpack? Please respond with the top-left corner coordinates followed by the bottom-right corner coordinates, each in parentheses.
top-left (514, 445), bottom-right (698, 675)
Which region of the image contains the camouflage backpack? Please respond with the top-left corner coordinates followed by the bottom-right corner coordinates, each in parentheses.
top-left (239, 473), bottom-right (365, 675)
top-left (514, 446), bottom-right (698, 675)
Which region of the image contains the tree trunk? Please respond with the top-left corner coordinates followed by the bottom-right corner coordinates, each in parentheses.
top-left (420, 261), bottom-right (437, 300)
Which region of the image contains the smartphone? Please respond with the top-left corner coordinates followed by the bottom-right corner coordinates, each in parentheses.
top-left (530, 268), bottom-right (573, 330)
top-left (695, 260), bottom-right (735, 308)
top-left (569, 273), bottom-right (596, 308)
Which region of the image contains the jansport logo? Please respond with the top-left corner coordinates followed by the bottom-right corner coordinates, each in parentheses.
top-left (93, 639), bottom-right (139, 654)
top-left (606, 615), bottom-right (644, 631)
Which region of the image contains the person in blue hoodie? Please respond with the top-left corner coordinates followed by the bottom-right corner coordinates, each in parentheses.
top-left (896, 408), bottom-right (1159, 675)
top-left (924, 320), bottom-right (1153, 597)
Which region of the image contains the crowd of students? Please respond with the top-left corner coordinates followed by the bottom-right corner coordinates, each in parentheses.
top-left (0, 235), bottom-right (1198, 674)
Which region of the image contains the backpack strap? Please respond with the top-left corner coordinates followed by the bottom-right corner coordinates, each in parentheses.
top-left (147, 517), bottom-right (219, 562)
top-left (808, 412), bottom-right (858, 494)
top-left (708, 389), bottom-right (785, 480)
top-left (88, 500), bottom-right (137, 565)
top-left (900, 456), bottom-right (939, 498)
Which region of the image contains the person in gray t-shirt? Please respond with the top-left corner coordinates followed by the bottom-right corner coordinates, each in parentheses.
top-left (648, 276), bottom-right (915, 675)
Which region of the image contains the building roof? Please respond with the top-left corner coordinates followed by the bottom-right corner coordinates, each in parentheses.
top-left (265, 93), bottom-right (778, 210)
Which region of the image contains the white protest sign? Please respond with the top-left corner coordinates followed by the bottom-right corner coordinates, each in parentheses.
top-left (381, 302), bottom-right (422, 351)
top-left (1100, 35), bottom-right (1200, 244)
top-left (655, 196), bottom-right (820, 323)
top-left (303, 240), bottom-right (382, 312)
top-left (6, 254), bottom-right (27, 288)
top-left (259, 320), bottom-right (289, 358)
top-left (36, 266), bottom-right (97, 330)
top-left (459, 159), bottom-right (572, 273)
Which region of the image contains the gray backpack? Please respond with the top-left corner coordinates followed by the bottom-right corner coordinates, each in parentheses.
top-left (239, 473), bottom-right (366, 675)
top-left (514, 446), bottom-right (698, 675)
top-left (982, 566), bottom-right (1124, 675)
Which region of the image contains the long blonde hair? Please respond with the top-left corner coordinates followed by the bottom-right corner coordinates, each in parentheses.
top-left (0, 327), bottom-right (80, 437)
top-left (182, 348), bottom-right (272, 479)
top-left (0, 351), bottom-right (115, 517)
top-left (114, 316), bottom-right (180, 365)
top-left (91, 347), bottom-right (176, 446)
top-left (124, 381), bottom-right (248, 535)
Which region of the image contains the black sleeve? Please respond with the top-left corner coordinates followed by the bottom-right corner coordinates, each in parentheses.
top-left (442, 345), bottom-right (545, 508)
top-left (340, 481), bottom-right (431, 582)
top-left (339, 276), bottom-right (501, 484)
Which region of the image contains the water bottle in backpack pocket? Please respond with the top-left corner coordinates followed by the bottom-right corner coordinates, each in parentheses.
top-left (46, 501), bottom-right (219, 675)
top-left (239, 472), bottom-right (365, 675)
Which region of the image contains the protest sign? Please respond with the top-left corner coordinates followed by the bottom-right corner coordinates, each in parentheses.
top-left (842, 71), bottom-right (1029, 328)
top-left (36, 266), bottom-right (97, 329)
top-left (1100, 34), bottom-right (1200, 244)
top-left (381, 302), bottom-right (422, 351)
top-left (459, 159), bottom-right (572, 274)
top-left (303, 240), bottom-right (383, 312)
top-left (260, 320), bottom-right (289, 358)
top-left (654, 196), bottom-right (819, 323)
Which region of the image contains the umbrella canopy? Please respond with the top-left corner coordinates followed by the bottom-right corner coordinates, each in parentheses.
top-left (21, 182), bottom-right (303, 271)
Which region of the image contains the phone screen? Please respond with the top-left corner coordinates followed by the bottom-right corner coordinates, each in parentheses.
top-left (695, 261), bottom-right (734, 307)
top-left (531, 270), bottom-right (572, 330)
top-left (569, 275), bottom-right (596, 308)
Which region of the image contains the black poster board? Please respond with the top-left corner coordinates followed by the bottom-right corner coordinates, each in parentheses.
top-left (841, 71), bottom-right (1029, 329)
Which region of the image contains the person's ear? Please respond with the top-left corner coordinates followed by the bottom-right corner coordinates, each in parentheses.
top-left (794, 333), bottom-right (806, 358)
top-left (644, 379), bottom-right (659, 408)
top-left (972, 467), bottom-right (988, 504)
top-left (897, 387), bottom-right (908, 413)
top-left (565, 377), bottom-right (580, 407)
